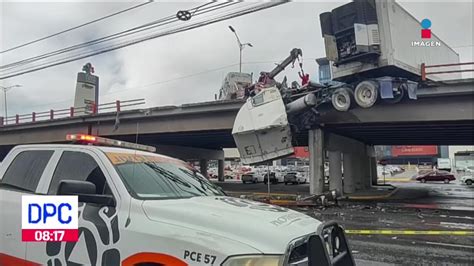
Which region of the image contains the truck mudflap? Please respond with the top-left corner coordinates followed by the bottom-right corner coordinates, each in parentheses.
top-left (232, 87), bottom-right (294, 164)
top-left (378, 77), bottom-right (418, 100)
top-left (307, 221), bottom-right (355, 266)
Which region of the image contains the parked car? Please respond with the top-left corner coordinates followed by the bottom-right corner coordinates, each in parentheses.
top-left (207, 167), bottom-right (218, 178)
top-left (284, 171), bottom-right (307, 185)
top-left (416, 171), bottom-right (456, 183)
top-left (241, 172), bottom-right (264, 184)
top-left (457, 166), bottom-right (474, 174)
top-left (460, 175), bottom-right (473, 186)
top-left (263, 172), bottom-right (284, 184)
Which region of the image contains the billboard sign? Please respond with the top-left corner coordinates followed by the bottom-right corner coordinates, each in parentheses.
top-left (391, 145), bottom-right (438, 157)
top-left (73, 63), bottom-right (99, 115)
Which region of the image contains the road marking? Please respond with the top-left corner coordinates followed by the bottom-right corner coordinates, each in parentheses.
top-left (345, 230), bottom-right (474, 235)
top-left (425, 241), bottom-right (474, 249)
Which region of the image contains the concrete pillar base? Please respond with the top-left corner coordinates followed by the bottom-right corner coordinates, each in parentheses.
top-left (218, 159), bottom-right (225, 181)
top-left (199, 159), bottom-right (208, 178)
top-left (343, 153), bottom-right (355, 194)
top-left (309, 129), bottom-right (325, 195)
top-left (328, 151), bottom-right (343, 195)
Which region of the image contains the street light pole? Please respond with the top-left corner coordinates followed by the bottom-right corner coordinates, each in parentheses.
top-left (228, 25), bottom-right (253, 73)
top-left (0, 84), bottom-right (21, 124)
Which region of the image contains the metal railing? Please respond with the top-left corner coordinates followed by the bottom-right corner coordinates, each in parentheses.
top-left (0, 98), bottom-right (145, 126)
top-left (421, 62), bottom-right (474, 81)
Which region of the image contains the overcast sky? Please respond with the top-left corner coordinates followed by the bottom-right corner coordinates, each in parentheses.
top-left (0, 0), bottom-right (472, 117)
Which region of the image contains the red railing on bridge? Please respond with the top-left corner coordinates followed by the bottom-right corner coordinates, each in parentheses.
top-left (421, 62), bottom-right (474, 81)
top-left (0, 98), bottom-right (145, 126)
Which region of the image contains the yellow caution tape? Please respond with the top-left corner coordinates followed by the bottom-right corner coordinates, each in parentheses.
top-left (345, 230), bottom-right (474, 235)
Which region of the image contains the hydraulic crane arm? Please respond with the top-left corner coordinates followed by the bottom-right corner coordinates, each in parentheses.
top-left (267, 48), bottom-right (302, 79)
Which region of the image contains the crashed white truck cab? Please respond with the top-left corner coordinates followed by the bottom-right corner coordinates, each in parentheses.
top-left (232, 87), bottom-right (295, 165)
top-left (0, 134), bottom-right (353, 266)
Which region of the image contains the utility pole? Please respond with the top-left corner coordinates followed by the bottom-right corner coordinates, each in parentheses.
top-left (0, 84), bottom-right (21, 124)
top-left (228, 25), bottom-right (253, 73)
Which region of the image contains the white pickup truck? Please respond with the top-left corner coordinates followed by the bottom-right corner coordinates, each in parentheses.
top-left (0, 134), bottom-right (353, 266)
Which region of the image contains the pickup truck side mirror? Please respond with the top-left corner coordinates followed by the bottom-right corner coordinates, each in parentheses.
top-left (307, 221), bottom-right (355, 266)
top-left (57, 180), bottom-right (116, 207)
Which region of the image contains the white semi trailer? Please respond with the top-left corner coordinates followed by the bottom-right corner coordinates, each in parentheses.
top-left (320, 0), bottom-right (460, 110)
top-left (232, 0), bottom-right (461, 165)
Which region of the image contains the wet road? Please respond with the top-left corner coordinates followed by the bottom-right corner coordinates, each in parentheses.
top-left (214, 180), bottom-right (474, 265)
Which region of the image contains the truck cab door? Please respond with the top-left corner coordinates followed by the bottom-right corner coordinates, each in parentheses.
top-left (0, 149), bottom-right (55, 265)
top-left (232, 87), bottom-right (294, 164)
top-left (27, 150), bottom-right (121, 266)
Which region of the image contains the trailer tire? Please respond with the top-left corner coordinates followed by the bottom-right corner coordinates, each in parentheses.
top-left (354, 81), bottom-right (379, 108)
top-left (331, 87), bottom-right (353, 112)
top-left (383, 83), bottom-right (406, 104)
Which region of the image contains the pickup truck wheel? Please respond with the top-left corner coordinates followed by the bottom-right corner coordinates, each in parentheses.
top-left (466, 180), bottom-right (473, 185)
top-left (253, 179), bottom-right (257, 183)
top-left (355, 80), bottom-right (378, 108)
top-left (331, 87), bottom-right (353, 112)
top-left (421, 178), bottom-right (426, 183)
top-left (444, 178), bottom-right (450, 184)
top-left (383, 83), bottom-right (406, 104)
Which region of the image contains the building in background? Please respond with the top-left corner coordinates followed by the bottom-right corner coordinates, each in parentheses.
top-left (449, 146), bottom-right (474, 172)
top-left (375, 145), bottom-right (445, 165)
top-left (375, 145), bottom-right (474, 171)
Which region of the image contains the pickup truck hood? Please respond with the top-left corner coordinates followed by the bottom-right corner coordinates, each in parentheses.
top-left (142, 196), bottom-right (321, 253)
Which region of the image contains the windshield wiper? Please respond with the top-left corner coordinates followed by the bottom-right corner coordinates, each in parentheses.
top-left (145, 163), bottom-right (205, 195)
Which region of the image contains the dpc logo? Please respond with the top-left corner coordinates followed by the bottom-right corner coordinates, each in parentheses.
top-left (22, 195), bottom-right (78, 242)
top-left (421, 18), bottom-right (432, 39)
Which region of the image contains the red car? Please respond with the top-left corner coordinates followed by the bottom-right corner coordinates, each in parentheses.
top-left (416, 171), bottom-right (456, 183)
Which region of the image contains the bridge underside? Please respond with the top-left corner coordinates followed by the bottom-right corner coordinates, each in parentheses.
top-left (0, 93), bottom-right (472, 159)
top-left (110, 119), bottom-right (474, 151)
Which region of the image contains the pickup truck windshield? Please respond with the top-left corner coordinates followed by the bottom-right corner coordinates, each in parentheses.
top-left (106, 152), bottom-right (224, 199)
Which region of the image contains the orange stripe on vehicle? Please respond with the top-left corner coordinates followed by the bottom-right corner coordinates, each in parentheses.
top-left (122, 252), bottom-right (188, 266)
top-left (0, 253), bottom-right (41, 266)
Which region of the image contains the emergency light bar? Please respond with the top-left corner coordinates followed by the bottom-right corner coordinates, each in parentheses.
top-left (66, 134), bottom-right (156, 153)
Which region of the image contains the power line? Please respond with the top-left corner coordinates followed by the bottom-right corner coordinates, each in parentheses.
top-left (23, 56), bottom-right (310, 110)
top-left (0, 1), bottom-right (288, 80)
top-left (0, 1), bottom-right (153, 54)
top-left (0, 1), bottom-right (237, 71)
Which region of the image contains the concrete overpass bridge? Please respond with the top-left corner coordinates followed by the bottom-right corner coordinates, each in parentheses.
top-left (1, 79), bottom-right (473, 193)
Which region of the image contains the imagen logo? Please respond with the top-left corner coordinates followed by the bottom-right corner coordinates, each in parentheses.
top-left (22, 195), bottom-right (78, 242)
top-left (421, 18), bottom-right (432, 39)
top-left (411, 18), bottom-right (441, 47)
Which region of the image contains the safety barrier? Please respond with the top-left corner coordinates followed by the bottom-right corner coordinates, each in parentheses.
top-left (0, 98), bottom-right (145, 126)
top-left (421, 62), bottom-right (474, 81)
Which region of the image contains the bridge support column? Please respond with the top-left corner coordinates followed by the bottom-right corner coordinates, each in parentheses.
top-left (367, 146), bottom-right (378, 186)
top-left (362, 156), bottom-right (372, 189)
top-left (218, 159), bottom-right (225, 181)
top-left (200, 159), bottom-right (208, 178)
top-left (328, 151), bottom-right (343, 195)
top-left (354, 156), bottom-right (364, 191)
top-left (343, 153), bottom-right (355, 194)
top-left (309, 128), bottom-right (325, 195)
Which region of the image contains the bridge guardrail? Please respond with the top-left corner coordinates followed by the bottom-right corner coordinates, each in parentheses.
top-left (0, 98), bottom-right (145, 126)
top-left (421, 62), bottom-right (474, 81)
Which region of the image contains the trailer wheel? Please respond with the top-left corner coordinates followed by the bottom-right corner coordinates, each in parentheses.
top-left (354, 81), bottom-right (379, 108)
top-left (383, 83), bottom-right (406, 104)
top-left (331, 87), bottom-right (353, 112)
